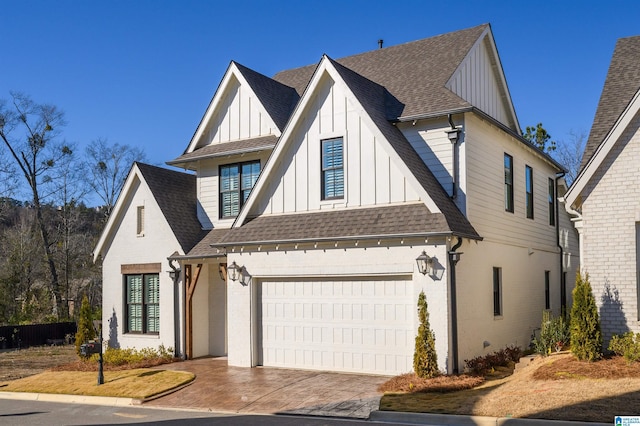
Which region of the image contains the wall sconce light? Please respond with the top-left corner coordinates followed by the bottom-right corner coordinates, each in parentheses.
top-left (228, 261), bottom-right (241, 282)
top-left (416, 251), bottom-right (433, 275)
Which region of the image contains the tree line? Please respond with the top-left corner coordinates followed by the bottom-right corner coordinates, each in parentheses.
top-left (0, 92), bottom-right (146, 324)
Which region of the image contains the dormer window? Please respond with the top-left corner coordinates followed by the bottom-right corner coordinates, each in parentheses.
top-left (321, 137), bottom-right (344, 200)
top-left (220, 160), bottom-right (260, 218)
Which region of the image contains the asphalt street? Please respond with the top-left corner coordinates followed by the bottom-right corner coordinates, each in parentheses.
top-left (0, 399), bottom-right (404, 426)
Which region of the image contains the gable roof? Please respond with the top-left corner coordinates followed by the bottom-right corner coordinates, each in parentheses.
top-left (274, 24), bottom-right (491, 121)
top-left (183, 61), bottom-right (296, 156)
top-left (327, 57), bottom-right (479, 238)
top-left (136, 163), bottom-right (205, 252)
top-left (581, 35), bottom-right (640, 170)
top-left (234, 62), bottom-right (299, 132)
top-left (93, 162), bottom-right (204, 261)
top-left (565, 35), bottom-right (640, 208)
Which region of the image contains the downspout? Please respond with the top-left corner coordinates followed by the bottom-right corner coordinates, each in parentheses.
top-left (446, 114), bottom-right (461, 200)
top-left (168, 257), bottom-right (182, 359)
top-left (448, 236), bottom-right (463, 374)
top-left (555, 173), bottom-right (566, 313)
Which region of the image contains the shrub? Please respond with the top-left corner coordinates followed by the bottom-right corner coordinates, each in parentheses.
top-left (464, 345), bottom-right (522, 375)
top-left (98, 345), bottom-right (174, 366)
top-left (570, 272), bottom-right (602, 361)
top-left (608, 332), bottom-right (640, 364)
top-left (534, 310), bottom-right (570, 355)
top-left (75, 295), bottom-right (96, 356)
top-left (413, 291), bottom-right (438, 378)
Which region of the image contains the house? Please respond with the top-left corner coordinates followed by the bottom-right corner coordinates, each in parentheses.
top-left (94, 24), bottom-right (578, 375)
top-left (564, 35), bottom-right (640, 343)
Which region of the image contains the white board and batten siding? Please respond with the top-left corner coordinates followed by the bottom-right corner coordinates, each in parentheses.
top-left (197, 75), bottom-right (278, 149)
top-left (252, 74), bottom-right (420, 216)
top-left (258, 277), bottom-right (414, 375)
top-left (446, 36), bottom-right (512, 129)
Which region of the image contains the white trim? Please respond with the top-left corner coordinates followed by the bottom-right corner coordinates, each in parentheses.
top-left (446, 26), bottom-right (521, 134)
top-left (565, 87), bottom-right (640, 208)
top-left (93, 163), bottom-right (143, 262)
top-left (185, 62), bottom-right (282, 154)
top-left (233, 56), bottom-right (441, 227)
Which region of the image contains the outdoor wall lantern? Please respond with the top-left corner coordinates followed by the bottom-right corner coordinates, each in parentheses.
top-left (416, 251), bottom-right (434, 275)
top-left (228, 261), bottom-right (242, 282)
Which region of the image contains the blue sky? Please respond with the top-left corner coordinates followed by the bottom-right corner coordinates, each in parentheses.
top-left (2, 0), bottom-right (639, 203)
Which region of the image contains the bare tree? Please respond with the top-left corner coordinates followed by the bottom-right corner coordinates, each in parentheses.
top-left (0, 92), bottom-right (71, 318)
top-left (85, 138), bottom-right (147, 217)
top-left (555, 130), bottom-right (587, 186)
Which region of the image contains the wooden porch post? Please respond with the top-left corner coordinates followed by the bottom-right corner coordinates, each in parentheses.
top-left (184, 263), bottom-right (202, 359)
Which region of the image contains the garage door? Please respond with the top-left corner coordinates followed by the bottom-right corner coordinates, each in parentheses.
top-left (258, 277), bottom-right (414, 375)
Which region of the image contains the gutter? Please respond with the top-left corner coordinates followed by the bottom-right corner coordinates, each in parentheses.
top-left (448, 236), bottom-right (463, 374)
top-left (555, 172), bottom-right (566, 312)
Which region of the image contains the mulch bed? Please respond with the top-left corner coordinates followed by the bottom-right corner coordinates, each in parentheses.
top-left (378, 373), bottom-right (484, 393)
top-left (533, 355), bottom-right (640, 380)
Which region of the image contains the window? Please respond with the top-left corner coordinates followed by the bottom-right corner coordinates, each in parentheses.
top-left (125, 274), bottom-right (159, 334)
top-left (545, 271), bottom-right (551, 310)
top-left (548, 178), bottom-right (555, 226)
top-left (321, 137), bottom-right (344, 200)
top-left (504, 154), bottom-right (514, 213)
top-left (219, 160), bottom-right (260, 218)
top-left (136, 206), bottom-right (144, 236)
top-left (493, 267), bottom-right (502, 316)
top-left (525, 165), bottom-right (534, 219)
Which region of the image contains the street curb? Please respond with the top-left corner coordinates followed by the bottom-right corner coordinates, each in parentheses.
top-left (369, 410), bottom-right (612, 426)
top-left (0, 391), bottom-right (136, 407)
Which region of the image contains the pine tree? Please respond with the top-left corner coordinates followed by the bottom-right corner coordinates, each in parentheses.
top-left (570, 272), bottom-right (602, 361)
top-left (413, 291), bottom-right (438, 378)
top-left (75, 295), bottom-right (96, 356)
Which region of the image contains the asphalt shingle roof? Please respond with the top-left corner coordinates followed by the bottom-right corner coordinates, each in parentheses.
top-left (327, 57), bottom-right (479, 239)
top-left (234, 62), bottom-right (299, 132)
top-left (136, 163), bottom-right (206, 253)
top-left (169, 135), bottom-right (277, 166)
top-left (207, 203), bottom-right (451, 247)
top-left (274, 25), bottom-right (488, 120)
top-left (581, 35), bottom-right (640, 170)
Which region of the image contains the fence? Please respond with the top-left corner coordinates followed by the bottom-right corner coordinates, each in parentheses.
top-left (0, 322), bottom-right (77, 349)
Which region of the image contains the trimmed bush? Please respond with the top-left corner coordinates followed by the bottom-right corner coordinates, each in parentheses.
top-left (570, 272), bottom-right (602, 361)
top-left (608, 332), bottom-right (640, 364)
top-left (413, 291), bottom-right (438, 378)
top-left (75, 295), bottom-right (96, 356)
top-left (97, 345), bottom-right (174, 366)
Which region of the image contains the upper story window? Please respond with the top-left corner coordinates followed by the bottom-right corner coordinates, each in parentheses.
top-left (125, 273), bottom-right (159, 334)
top-left (525, 165), bottom-right (534, 219)
top-left (136, 206), bottom-right (144, 236)
top-left (219, 160), bottom-right (260, 218)
top-left (321, 137), bottom-right (344, 200)
top-left (548, 178), bottom-right (555, 226)
top-left (504, 154), bottom-right (514, 213)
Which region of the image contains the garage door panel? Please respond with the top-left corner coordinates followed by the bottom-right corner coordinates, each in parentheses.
top-left (260, 277), bottom-right (413, 375)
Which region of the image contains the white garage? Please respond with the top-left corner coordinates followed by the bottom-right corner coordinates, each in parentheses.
top-left (257, 276), bottom-right (415, 375)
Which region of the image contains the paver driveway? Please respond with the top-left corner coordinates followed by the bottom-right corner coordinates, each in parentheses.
top-left (145, 357), bottom-right (389, 418)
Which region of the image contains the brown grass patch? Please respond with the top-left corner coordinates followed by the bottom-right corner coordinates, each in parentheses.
top-left (533, 354), bottom-right (640, 380)
top-left (378, 373), bottom-right (484, 393)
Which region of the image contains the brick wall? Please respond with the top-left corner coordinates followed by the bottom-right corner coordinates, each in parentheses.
top-left (581, 112), bottom-right (640, 342)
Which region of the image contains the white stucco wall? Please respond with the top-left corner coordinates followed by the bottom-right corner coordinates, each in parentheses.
top-left (100, 175), bottom-right (181, 353)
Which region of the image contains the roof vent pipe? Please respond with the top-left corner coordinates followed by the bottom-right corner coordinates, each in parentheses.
top-left (378, 39), bottom-right (384, 49)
